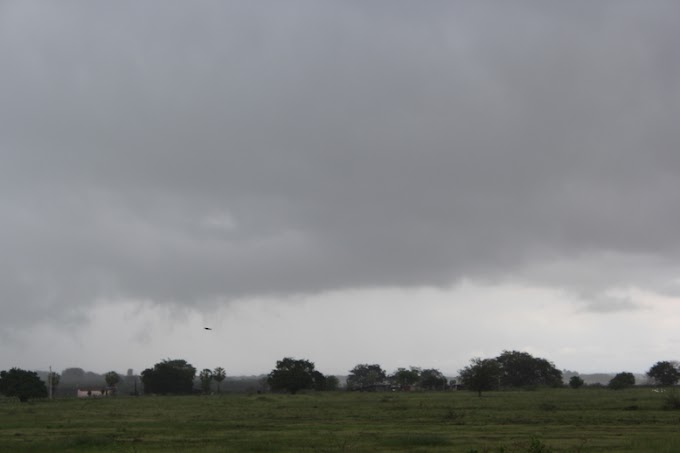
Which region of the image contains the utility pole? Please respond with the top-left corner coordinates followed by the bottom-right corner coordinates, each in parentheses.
top-left (48, 366), bottom-right (53, 400)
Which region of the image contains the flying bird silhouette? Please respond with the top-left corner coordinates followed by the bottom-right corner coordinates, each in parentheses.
top-left (204, 327), bottom-right (212, 331)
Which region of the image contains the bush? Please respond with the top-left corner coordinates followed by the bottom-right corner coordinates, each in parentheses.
top-left (527, 437), bottom-right (554, 453)
top-left (0, 368), bottom-right (48, 402)
top-left (663, 390), bottom-right (680, 410)
top-left (569, 376), bottom-right (584, 389)
top-left (141, 359), bottom-right (196, 395)
top-left (608, 372), bottom-right (635, 390)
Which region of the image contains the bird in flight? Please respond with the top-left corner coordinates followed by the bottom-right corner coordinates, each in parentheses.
top-left (204, 327), bottom-right (212, 331)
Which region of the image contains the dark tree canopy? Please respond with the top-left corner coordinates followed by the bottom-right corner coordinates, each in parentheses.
top-left (419, 368), bottom-right (448, 391)
top-left (324, 375), bottom-right (340, 391)
top-left (199, 369), bottom-right (213, 394)
top-left (141, 359), bottom-right (196, 395)
top-left (569, 375), bottom-right (585, 389)
top-left (311, 370), bottom-right (329, 391)
top-left (104, 371), bottom-right (120, 388)
top-left (608, 372), bottom-right (635, 390)
top-left (61, 367), bottom-right (85, 381)
top-left (213, 367), bottom-right (226, 393)
top-left (459, 358), bottom-right (502, 396)
top-left (390, 367), bottom-right (421, 390)
top-left (347, 364), bottom-right (387, 390)
top-left (0, 368), bottom-right (48, 402)
top-left (496, 350), bottom-right (563, 388)
top-left (267, 358), bottom-right (317, 394)
top-left (647, 361), bottom-right (680, 387)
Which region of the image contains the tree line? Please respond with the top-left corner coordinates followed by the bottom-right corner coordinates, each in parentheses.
top-left (1, 353), bottom-right (679, 401)
top-left (459, 353), bottom-right (680, 396)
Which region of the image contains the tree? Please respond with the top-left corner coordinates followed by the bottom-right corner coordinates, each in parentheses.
top-left (419, 368), bottom-right (448, 391)
top-left (495, 351), bottom-right (563, 388)
top-left (569, 376), bottom-right (584, 389)
top-left (308, 372), bottom-right (339, 391)
top-left (608, 372), bottom-right (635, 390)
top-left (346, 364), bottom-right (387, 391)
top-left (141, 359), bottom-right (196, 395)
top-left (199, 369), bottom-right (213, 394)
top-left (0, 368), bottom-right (48, 402)
top-left (647, 361), bottom-right (680, 387)
top-left (105, 371), bottom-right (120, 389)
top-left (213, 367), bottom-right (226, 393)
top-left (390, 367), bottom-right (421, 390)
top-left (267, 358), bottom-right (317, 394)
top-left (325, 375), bottom-right (340, 391)
top-left (311, 370), bottom-right (327, 391)
top-left (459, 358), bottom-right (502, 397)
top-left (61, 367), bottom-right (85, 381)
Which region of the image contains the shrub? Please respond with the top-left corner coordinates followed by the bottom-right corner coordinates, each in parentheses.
top-left (663, 390), bottom-right (680, 410)
top-left (527, 437), bottom-right (554, 453)
top-left (608, 372), bottom-right (635, 390)
top-left (0, 368), bottom-right (48, 402)
top-left (569, 376), bottom-right (584, 389)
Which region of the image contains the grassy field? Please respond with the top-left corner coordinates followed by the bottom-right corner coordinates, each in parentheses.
top-left (1, 388), bottom-right (679, 452)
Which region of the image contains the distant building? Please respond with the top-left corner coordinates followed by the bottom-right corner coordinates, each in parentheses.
top-left (76, 387), bottom-right (114, 398)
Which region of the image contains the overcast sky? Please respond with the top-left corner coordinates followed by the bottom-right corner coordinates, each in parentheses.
top-left (2, 1), bottom-right (679, 378)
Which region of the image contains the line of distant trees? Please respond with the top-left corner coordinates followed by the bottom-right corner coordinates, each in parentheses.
top-left (1, 353), bottom-right (678, 401)
top-left (458, 354), bottom-right (680, 396)
top-left (206, 353), bottom-right (680, 396)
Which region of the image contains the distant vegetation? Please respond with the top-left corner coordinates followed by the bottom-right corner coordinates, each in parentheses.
top-left (0, 368), bottom-right (47, 402)
top-left (569, 375), bottom-right (585, 389)
top-left (141, 359), bottom-right (196, 395)
top-left (609, 372), bottom-right (636, 390)
top-left (647, 361), bottom-right (680, 386)
top-left (2, 353), bottom-right (680, 450)
top-left (458, 350), bottom-right (565, 397)
top-left (1, 353), bottom-right (679, 403)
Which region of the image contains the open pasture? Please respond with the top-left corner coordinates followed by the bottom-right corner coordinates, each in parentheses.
top-left (1, 388), bottom-right (679, 452)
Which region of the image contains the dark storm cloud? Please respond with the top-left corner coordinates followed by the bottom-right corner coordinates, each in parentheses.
top-left (2, 1), bottom-right (680, 327)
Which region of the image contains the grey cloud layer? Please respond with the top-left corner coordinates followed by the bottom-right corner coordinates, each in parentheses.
top-left (2, 1), bottom-right (679, 327)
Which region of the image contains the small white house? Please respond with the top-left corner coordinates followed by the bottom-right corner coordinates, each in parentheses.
top-left (76, 388), bottom-right (113, 398)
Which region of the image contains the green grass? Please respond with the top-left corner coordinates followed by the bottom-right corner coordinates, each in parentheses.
top-left (1, 388), bottom-right (679, 451)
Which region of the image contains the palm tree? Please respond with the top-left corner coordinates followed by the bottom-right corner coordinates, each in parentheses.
top-left (199, 369), bottom-right (213, 394)
top-left (213, 367), bottom-right (226, 393)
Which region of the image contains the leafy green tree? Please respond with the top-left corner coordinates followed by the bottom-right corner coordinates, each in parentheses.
top-left (324, 375), bottom-right (340, 391)
top-left (647, 361), bottom-right (680, 387)
top-left (309, 372), bottom-right (340, 391)
top-left (459, 358), bottom-right (501, 397)
top-left (608, 372), bottom-right (635, 390)
top-left (420, 368), bottom-right (448, 391)
top-left (311, 370), bottom-right (327, 390)
top-left (390, 367), bottom-right (421, 390)
top-left (105, 371), bottom-right (120, 389)
top-left (346, 364), bottom-right (387, 391)
top-left (0, 368), bottom-right (48, 402)
top-left (199, 369), bottom-right (213, 394)
top-left (213, 367), bottom-right (226, 393)
top-left (569, 376), bottom-right (584, 389)
top-left (496, 351), bottom-right (563, 388)
top-left (141, 359), bottom-right (197, 395)
top-left (267, 358), bottom-right (316, 394)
